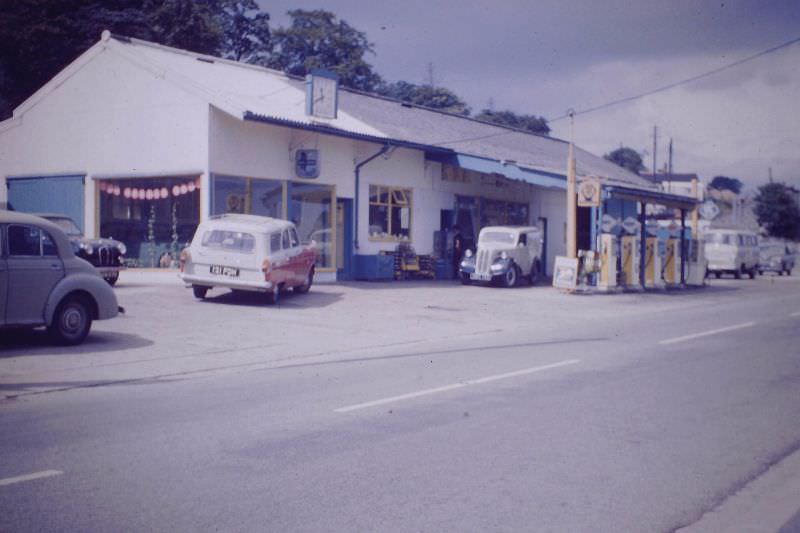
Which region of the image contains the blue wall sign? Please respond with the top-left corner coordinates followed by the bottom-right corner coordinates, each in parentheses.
top-left (295, 149), bottom-right (320, 179)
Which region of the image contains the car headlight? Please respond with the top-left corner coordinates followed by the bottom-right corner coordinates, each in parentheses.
top-left (80, 242), bottom-right (94, 255)
top-left (117, 243), bottom-right (127, 255)
top-left (464, 249), bottom-right (473, 258)
top-left (500, 251), bottom-right (508, 260)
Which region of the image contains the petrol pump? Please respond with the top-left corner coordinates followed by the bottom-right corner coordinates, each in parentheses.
top-left (597, 233), bottom-right (618, 291)
top-left (644, 235), bottom-right (663, 288)
top-left (620, 234), bottom-right (640, 288)
top-left (663, 237), bottom-right (682, 285)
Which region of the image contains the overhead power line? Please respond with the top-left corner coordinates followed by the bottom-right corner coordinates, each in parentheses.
top-left (547, 35), bottom-right (800, 123)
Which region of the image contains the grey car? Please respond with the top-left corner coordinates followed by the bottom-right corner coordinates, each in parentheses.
top-left (758, 242), bottom-right (795, 276)
top-left (0, 210), bottom-right (121, 344)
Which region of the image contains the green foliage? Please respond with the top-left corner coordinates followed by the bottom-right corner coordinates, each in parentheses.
top-left (473, 109), bottom-right (549, 135)
top-left (754, 182), bottom-right (800, 240)
top-left (604, 147), bottom-right (644, 174)
top-left (269, 9), bottom-right (383, 92)
top-left (214, 0), bottom-right (271, 63)
top-left (709, 176), bottom-right (743, 195)
top-left (377, 81), bottom-right (471, 115)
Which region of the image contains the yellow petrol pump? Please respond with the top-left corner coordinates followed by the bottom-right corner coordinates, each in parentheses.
top-left (664, 238), bottom-right (682, 285)
top-left (644, 236), bottom-right (663, 288)
top-left (621, 235), bottom-right (640, 288)
top-left (597, 233), bottom-right (618, 291)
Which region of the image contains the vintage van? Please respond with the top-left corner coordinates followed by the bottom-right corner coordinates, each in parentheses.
top-left (704, 228), bottom-right (759, 279)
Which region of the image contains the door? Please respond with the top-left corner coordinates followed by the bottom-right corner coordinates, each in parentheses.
top-left (537, 217), bottom-right (548, 276)
top-left (336, 199), bottom-right (353, 281)
top-left (7, 175), bottom-right (85, 232)
top-left (6, 224), bottom-right (64, 325)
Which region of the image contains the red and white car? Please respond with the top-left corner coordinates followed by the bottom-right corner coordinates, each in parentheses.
top-left (180, 214), bottom-right (316, 304)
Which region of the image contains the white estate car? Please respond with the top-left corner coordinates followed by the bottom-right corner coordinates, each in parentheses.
top-left (458, 225), bottom-right (544, 287)
top-left (180, 214), bottom-right (317, 304)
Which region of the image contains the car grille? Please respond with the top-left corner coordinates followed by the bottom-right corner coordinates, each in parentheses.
top-left (94, 245), bottom-right (120, 267)
top-left (476, 249), bottom-right (492, 275)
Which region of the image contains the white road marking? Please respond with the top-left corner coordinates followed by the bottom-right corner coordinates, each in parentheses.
top-left (658, 322), bottom-right (756, 345)
top-left (335, 359), bottom-right (580, 413)
top-left (0, 470), bottom-right (63, 487)
top-left (791, 311), bottom-right (800, 317)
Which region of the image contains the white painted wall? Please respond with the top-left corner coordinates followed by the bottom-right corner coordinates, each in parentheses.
top-left (0, 44), bottom-right (209, 236)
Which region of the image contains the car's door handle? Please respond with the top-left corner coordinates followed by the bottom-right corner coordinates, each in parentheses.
top-left (50, 263), bottom-right (62, 270)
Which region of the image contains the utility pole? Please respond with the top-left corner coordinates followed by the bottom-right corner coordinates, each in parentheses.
top-left (668, 138), bottom-right (673, 175)
top-left (566, 110), bottom-right (577, 259)
top-left (652, 126), bottom-right (658, 179)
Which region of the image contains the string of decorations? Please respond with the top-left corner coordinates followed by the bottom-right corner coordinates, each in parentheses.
top-left (98, 178), bottom-right (201, 200)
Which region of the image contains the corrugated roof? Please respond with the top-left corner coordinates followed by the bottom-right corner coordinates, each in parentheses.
top-left (109, 34), bottom-right (658, 191)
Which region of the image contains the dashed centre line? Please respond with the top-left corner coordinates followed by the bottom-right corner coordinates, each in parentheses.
top-left (658, 322), bottom-right (756, 345)
top-left (0, 470), bottom-right (63, 487)
top-left (790, 311), bottom-right (800, 317)
top-left (335, 359), bottom-right (580, 413)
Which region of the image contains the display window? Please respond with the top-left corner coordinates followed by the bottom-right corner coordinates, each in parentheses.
top-left (368, 185), bottom-right (412, 241)
top-left (210, 175), bottom-right (283, 218)
top-left (98, 176), bottom-right (200, 268)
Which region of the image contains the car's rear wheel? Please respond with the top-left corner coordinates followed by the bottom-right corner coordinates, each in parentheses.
top-left (748, 268), bottom-right (756, 279)
top-left (734, 266), bottom-right (742, 279)
top-left (294, 267), bottom-right (314, 294)
top-left (192, 285), bottom-right (209, 299)
top-left (502, 264), bottom-right (519, 288)
top-left (48, 296), bottom-right (92, 345)
top-left (714, 271), bottom-right (721, 279)
top-left (104, 271), bottom-right (119, 286)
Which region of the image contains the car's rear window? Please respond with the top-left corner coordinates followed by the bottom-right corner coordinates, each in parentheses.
top-left (201, 229), bottom-right (256, 253)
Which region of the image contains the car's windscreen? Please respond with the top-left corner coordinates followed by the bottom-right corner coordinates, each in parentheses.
top-left (760, 245), bottom-right (783, 255)
top-left (201, 230), bottom-right (255, 253)
top-left (47, 217), bottom-right (82, 236)
top-left (707, 233), bottom-right (732, 245)
top-left (480, 231), bottom-right (516, 244)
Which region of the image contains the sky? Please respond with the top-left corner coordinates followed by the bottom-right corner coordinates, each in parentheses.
top-left (260, 0), bottom-right (800, 190)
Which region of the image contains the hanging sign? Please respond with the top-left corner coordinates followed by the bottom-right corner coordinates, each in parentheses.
top-left (600, 214), bottom-right (620, 233)
top-left (577, 179), bottom-right (601, 207)
top-left (295, 149), bottom-right (320, 179)
top-left (699, 199), bottom-right (719, 220)
top-left (622, 216), bottom-right (641, 235)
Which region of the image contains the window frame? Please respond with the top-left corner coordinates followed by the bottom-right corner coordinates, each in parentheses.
top-left (8, 224), bottom-right (53, 257)
top-left (368, 184), bottom-right (413, 242)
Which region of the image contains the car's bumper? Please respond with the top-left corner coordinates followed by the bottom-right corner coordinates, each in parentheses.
top-left (180, 273), bottom-right (274, 291)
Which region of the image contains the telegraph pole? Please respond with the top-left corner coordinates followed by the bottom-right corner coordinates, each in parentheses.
top-left (652, 126), bottom-right (658, 177)
top-left (566, 110), bottom-right (577, 259)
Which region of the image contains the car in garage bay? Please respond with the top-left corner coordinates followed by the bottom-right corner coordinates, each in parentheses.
top-left (179, 214), bottom-right (317, 304)
top-left (0, 210), bottom-right (122, 345)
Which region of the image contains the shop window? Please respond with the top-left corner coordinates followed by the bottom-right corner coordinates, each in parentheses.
top-left (211, 175), bottom-right (284, 218)
top-left (290, 182), bottom-right (334, 269)
top-left (368, 185), bottom-right (412, 241)
top-left (98, 177), bottom-right (200, 268)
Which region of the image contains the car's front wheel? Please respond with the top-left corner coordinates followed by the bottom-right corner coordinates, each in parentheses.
top-left (529, 260), bottom-right (541, 286)
top-left (104, 271), bottom-right (119, 286)
top-left (502, 264), bottom-right (519, 288)
top-left (48, 296), bottom-right (92, 345)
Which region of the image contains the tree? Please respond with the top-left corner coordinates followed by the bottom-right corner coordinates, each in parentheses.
top-left (754, 182), bottom-right (800, 240)
top-left (709, 176), bottom-right (743, 195)
top-left (213, 0), bottom-right (271, 63)
top-left (473, 109), bottom-right (549, 135)
top-left (604, 147), bottom-right (644, 174)
top-left (0, 0), bottom-right (228, 120)
top-left (268, 9), bottom-right (383, 92)
top-left (377, 81), bottom-right (470, 115)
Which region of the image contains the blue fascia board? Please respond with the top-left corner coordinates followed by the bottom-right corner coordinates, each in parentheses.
top-left (429, 152), bottom-right (567, 190)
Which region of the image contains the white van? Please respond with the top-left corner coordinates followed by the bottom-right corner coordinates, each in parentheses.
top-left (704, 228), bottom-right (759, 279)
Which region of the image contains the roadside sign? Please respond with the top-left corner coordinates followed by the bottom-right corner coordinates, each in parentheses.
top-left (552, 256), bottom-right (579, 290)
top-left (601, 214), bottom-right (619, 233)
top-left (622, 216), bottom-right (641, 235)
top-left (699, 200), bottom-right (719, 220)
top-left (577, 179), bottom-right (601, 207)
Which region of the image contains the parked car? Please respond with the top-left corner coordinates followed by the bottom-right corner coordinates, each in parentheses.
top-left (458, 225), bottom-right (543, 287)
top-left (35, 213), bottom-right (126, 285)
top-left (180, 214), bottom-right (317, 304)
top-left (758, 242), bottom-right (795, 276)
top-left (704, 228), bottom-right (759, 279)
top-left (0, 210), bottom-right (122, 345)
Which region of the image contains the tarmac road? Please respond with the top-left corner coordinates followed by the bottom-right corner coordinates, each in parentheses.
top-left (1, 272), bottom-right (799, 531)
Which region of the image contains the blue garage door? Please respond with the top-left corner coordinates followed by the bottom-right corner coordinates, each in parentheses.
top-left (7, 175), bottom-right (86, 232)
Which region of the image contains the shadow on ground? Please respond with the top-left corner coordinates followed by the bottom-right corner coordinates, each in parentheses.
top-left (195, 288), bottom-right (343, 309)
top-left (0, 330), bottom-right (153, 356)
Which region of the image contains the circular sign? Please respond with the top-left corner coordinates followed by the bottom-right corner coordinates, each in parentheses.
top-left (699, 200), bottom-right (720, 220)
top-left (622, 216), bottom-right (641, 235)
top-left (601, 214), bottom-right (619, 233)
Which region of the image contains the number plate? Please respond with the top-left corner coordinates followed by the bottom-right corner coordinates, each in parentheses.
top-left (210, 265), bottom-right (239, 277)
top-left (470, 273), bottom-right (491, 281)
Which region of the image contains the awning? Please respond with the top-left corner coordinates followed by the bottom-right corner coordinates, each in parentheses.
top-left (429, 153), bottom-right (567, 190)
top-left (605, 184), bottom-right (698, 210)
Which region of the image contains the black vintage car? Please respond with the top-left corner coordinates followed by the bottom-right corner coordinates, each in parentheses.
top-left (35, 214), bottom-right (126, 285)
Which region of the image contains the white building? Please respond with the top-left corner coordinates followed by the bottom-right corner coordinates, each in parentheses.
top-left (0, 31), bottom-right (665, 281)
